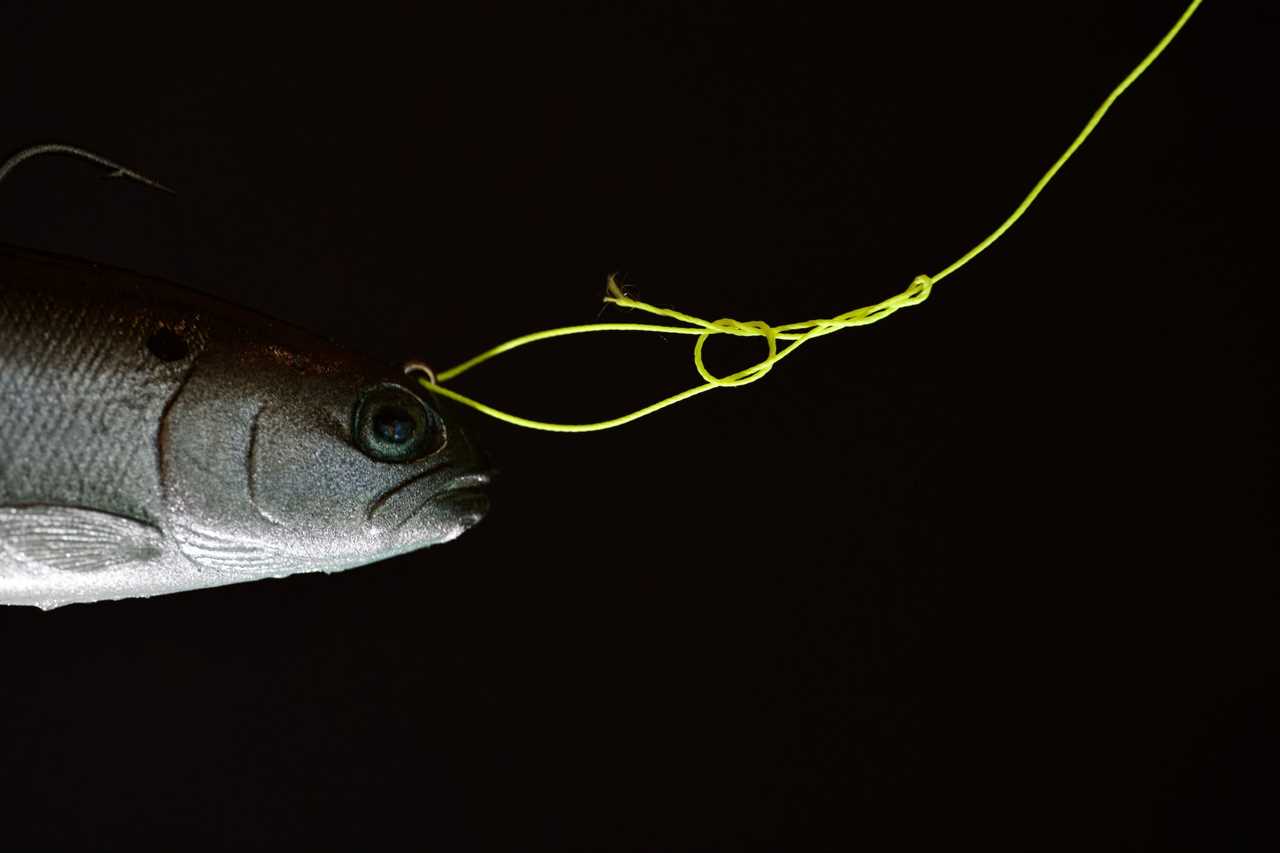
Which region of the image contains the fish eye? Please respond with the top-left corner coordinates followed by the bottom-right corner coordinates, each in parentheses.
top-left (352, 384), bottom-right (444, 463)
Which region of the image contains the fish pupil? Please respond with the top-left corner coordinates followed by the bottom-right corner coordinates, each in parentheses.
top-left (372, 407), bottom-right (415, 444)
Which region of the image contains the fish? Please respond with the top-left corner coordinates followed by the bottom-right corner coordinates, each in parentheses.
top-left (0, 145), bottom-right (492, 609)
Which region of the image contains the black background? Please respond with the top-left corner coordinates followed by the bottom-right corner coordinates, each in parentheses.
top-left (1, 2), bottom-right (1274, 850)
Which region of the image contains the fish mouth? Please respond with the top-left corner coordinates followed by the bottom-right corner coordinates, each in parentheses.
top-left (432, 480), bottom-right (492, 524)
top-left (367, 465), bottom-right (495, 532)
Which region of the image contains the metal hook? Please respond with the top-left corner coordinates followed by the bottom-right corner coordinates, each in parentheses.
top-left (402, 360), bottom-right (437, 385)
top-left (0, 143), bottom-right (174, 194)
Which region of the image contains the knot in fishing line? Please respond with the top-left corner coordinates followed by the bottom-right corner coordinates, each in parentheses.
top-left (406, 0), bottom-right (1202, 433)
top-left (678, 273), bottom-right (932, 389)
top-left (692, 317), bottom-right (779, 387)
top-left (414, 272), bottom-right (937, 432)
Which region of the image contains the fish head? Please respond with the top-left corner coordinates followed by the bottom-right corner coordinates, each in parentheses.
top-left (160, 331), bottom-right (492, 578)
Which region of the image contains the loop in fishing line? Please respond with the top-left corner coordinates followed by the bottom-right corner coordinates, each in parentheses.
top-left (413, 2), bottom-right (1202, 432)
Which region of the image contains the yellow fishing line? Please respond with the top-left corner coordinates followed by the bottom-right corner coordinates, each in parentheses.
top-left (415, 0), bottom-right (1204, 433)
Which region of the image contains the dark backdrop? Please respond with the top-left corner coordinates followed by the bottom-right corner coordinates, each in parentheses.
top-left (1, 2), bottom-right (1274, 850)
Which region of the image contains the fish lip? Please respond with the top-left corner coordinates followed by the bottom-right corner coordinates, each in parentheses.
top-left (432, 485), bottom-right (492, 526)
top-left (395, 470), bottom-right (494, 530)
top-left (365, 460), bottom-right (449, 523)
top-left (436, 470), bottom-right (495, 497)
top-left (367, 464), bottom-right (496, 528)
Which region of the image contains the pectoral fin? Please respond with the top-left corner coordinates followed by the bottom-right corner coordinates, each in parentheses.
top-left (0, 505), bottom-right (164, 574)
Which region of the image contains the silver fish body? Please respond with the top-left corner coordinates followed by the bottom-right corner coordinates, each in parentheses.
top-left (0, 243), bottom-right (490, 608)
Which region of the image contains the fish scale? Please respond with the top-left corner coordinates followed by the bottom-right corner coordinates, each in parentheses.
top-left (0, 257), bottom-right (183, 526)
top-left (0, 241), bottom-right (491, 608)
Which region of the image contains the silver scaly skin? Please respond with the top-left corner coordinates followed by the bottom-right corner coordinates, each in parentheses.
top-left (0, 159), bottom-right (490, 608)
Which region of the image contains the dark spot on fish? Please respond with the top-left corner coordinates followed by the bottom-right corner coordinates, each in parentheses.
top-left (146, 328), bottom-right (188, 362)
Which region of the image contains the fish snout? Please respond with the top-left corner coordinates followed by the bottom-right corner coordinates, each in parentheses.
top-left (368, 464), bottom-right (495, 541)
top-left (434, 469), bottom-right (495, 519)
